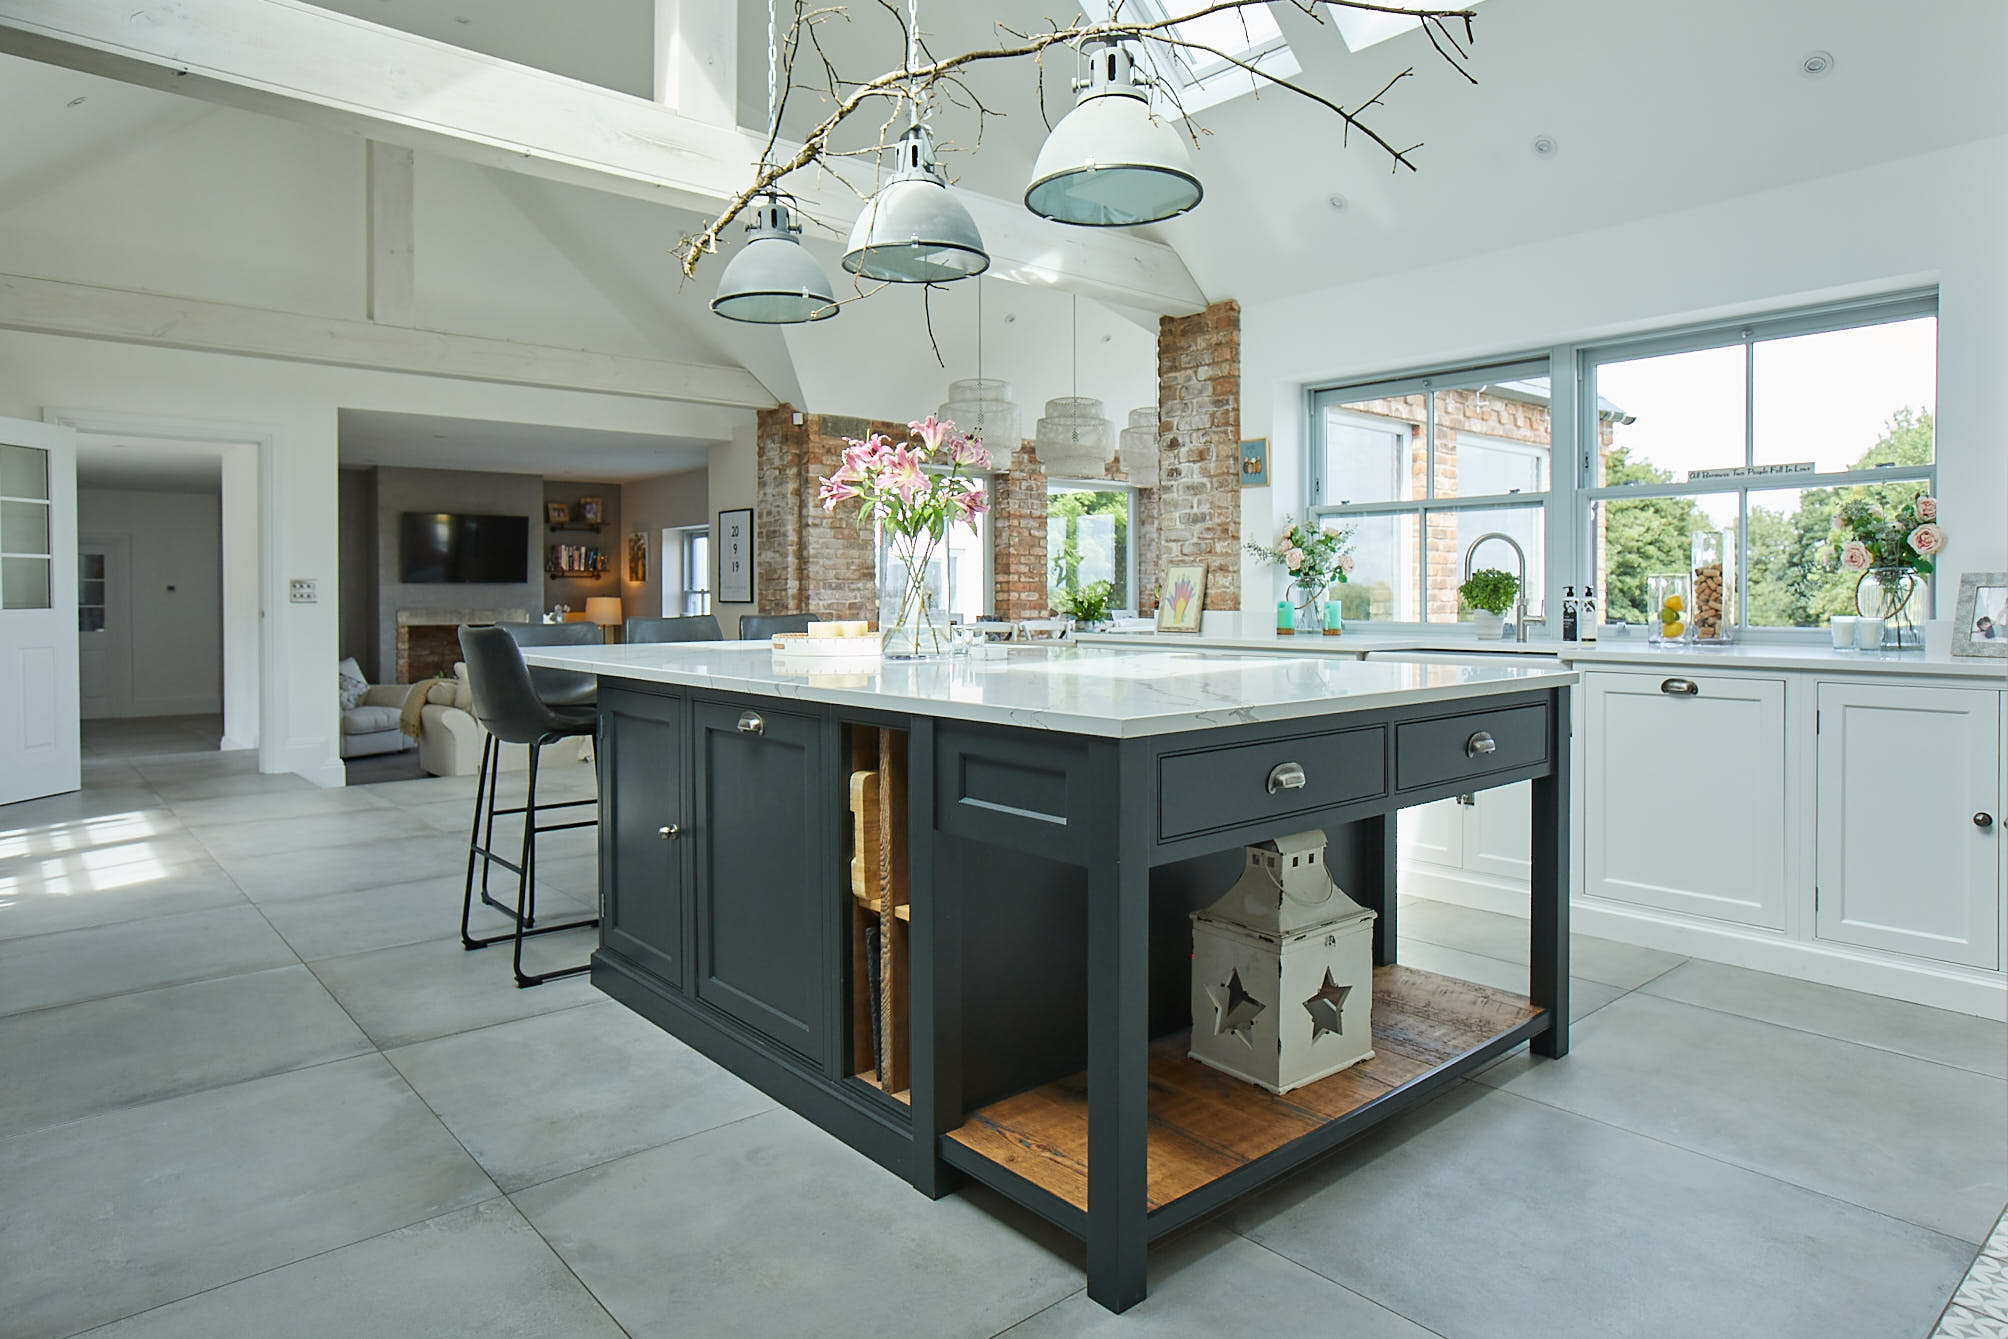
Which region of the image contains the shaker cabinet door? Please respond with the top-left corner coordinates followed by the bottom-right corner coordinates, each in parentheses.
top-left (1815, 683), bottom-right (2001, 969)
top-left (1582, 670), bottom-right (1789, 930)
top-left (692, 698), bottom-right (829, 1063)
top-left (600, 687), bottom-right (687, 991)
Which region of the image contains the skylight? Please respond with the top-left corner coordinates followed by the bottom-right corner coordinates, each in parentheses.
top-left (1123, 1), bottom-right (1302, 114)
top-left (1325, 0), bottom-right (1489, 54)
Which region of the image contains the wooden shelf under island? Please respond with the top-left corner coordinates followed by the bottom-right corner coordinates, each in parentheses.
top-left (944, 965), bottom-right (1543, 1234)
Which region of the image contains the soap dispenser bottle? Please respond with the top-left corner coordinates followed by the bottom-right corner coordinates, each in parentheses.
top-left (1581, 584), bottom-right (1599, 642)
top-left (1561, 585), bottom-right (1579, 641)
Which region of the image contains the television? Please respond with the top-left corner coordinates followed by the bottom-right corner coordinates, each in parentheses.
top-left (399, 511), bottom-right (529, 584)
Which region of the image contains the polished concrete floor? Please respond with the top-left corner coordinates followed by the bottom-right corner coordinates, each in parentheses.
top-left (79, 714), bottom-right (223, 758)
top-left (0, 744), bottom-right (2000, 1338)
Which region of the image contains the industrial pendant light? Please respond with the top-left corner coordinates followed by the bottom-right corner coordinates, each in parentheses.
top-left (841, 0), bottom-right (988, 283)
top-left (713, 0), bottom-right (838, 323)
top-left (1026, 37), bottom-right (1202, 228)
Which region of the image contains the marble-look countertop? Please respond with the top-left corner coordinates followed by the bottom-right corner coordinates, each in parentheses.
top-left (520, 642), bottom-right (1577, 738)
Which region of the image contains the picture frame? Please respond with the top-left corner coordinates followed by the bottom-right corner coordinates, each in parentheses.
top-left (1238, 438), bottom-right (1269, 488)
top-left (718, 507), bottom-right (754, 605)
top-left (578, 497), bottom-right (605, 525)
top-left (1157, 564), bottom-right (1207, 633)
top-left (627, 531), bottom-right (647, 583)
top-left (1952, 571), bottom-right (2008, 658)
top-left (546, 502), bottom-right (570, 525)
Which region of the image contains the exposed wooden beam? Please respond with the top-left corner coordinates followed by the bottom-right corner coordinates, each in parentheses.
top-left (0, 0), bottom-right (1208, 316)
top-left (0, 271), bottom-right (776, 409)
top-left (653, 0), bottom-right (736, 124)
top-left (365, 141), bottom-right (414, 325)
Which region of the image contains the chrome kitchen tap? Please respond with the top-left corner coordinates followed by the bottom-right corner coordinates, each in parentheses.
top-left (1460, 531), bottom-right (1542, 642)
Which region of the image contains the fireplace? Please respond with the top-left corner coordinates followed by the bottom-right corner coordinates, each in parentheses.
top-left (396, 608), bottom-right (528, 682)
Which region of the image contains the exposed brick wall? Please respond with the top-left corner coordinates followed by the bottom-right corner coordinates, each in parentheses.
top-left (990, 441), bottom-right (1050, 620)
top-left (1157, 300), bottom-right (1241, 611)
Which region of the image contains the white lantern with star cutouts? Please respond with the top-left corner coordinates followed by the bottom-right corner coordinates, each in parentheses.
top-left (1189, 830), bottom-right (1376, 1093)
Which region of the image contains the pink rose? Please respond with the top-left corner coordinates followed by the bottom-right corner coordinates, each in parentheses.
top-left (1908, 522), bottom-right (1945, 556)
top-left (1914, 495), bottom-right (1938, 521)
top-left (1285, 547), bottom-right (1305, 572)
top-left (1337, 554), bottom-right (1357, 575)
top-left (1838, 540), bottom-right (1872, 572)
top-left (1278, 527), bottom-right (1296, 548)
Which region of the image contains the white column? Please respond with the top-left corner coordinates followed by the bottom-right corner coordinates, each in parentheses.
top-left (654, 0), bottom-right (738, 125)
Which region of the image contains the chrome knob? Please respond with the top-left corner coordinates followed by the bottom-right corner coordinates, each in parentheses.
top-left (1976, 812), bottom-right (1995, 831)
top-left (1465, 731), bottom-right (1497, 758)
top-left (659, 823), bottom-right (680, 839)
top-left (1266, 761), bottom-right (1307, 794)
top-left (737, 711), bottom-right (765, 735)
top-left (1661, 678), bottom-right (1699, 696)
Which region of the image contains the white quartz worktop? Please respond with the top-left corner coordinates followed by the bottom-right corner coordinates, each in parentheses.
top-left (521, 642), bottom-right (1576, 738)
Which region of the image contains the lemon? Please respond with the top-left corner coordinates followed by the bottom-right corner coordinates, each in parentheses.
top-left (1661, 620), bottom-right (1686, 638)
top-left (1661, 594), bottom-right (1684, 614)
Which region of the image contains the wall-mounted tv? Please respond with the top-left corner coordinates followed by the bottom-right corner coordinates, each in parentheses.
top-left (399, 511), bottom-right (529, 584)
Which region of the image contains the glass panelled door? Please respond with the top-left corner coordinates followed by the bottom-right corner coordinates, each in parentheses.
top-left (0, 419), bottom-right (79, 803)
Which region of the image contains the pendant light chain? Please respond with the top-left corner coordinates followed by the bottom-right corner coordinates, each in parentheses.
top-left (975, 278), bottom-right (985, 438)
top-left (907, 0), bottom-right (922, 126)
top-left (1071, 292), bottom-right (1080, 445)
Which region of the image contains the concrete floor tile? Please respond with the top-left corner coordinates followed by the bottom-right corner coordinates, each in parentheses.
top-left (1641, 958), bottom-right (2008, 1078)
top-left (0, 787), bottom-right (168, 832)
top-left (1478, 992), bottom-right (2007, 1242)
top-left (1402, 897), bottom-right (1687, 989)
top-left (256, 872), bottom-right (587, 961)
top-left (1230, 1084), bottom-right (1973, 1339)
top-left (145, 769), bottom-right (316, 802)
top-left (0, 904), bottom-right (295, 1016)
top-left (0, 965), bottom-right (370, 1136)
top-left (387, 1000), bottom-right (775, 1190)
top-left (77, 1200), bottom-right (620, 1339)
top-left (307, 932), bottom-right (601, 1048)
top-left (0, 864), bottom-right (248, 941)
top-left (1396, 938), bottom-right (1624, 1022)
top-left (0, 1056), bottom-right (496, 1339)
top-left (514, 1107), bottom-right (1083, 1339)
top-left (168, 786), bottom-right (392, 829)
top-left (214, 832), bottom-right (470, 901)
top-left (996, 1227), bottom-right (1433, 1338)
top-left (192, 807), bottom-right (437, 860)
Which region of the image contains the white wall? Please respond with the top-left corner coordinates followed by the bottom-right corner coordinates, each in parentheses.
top-left (77, 487), bottom-right (222, 716)
top-left (707, 424), bottom-right (758, 638)
top-left (1237, 134), bottom-right (2008, 613)
top-left (620, 466), bottom-right (708, 621)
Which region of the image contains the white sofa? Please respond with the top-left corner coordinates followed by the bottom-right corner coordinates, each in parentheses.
top-left (340, 683), bottom-right (416, 759)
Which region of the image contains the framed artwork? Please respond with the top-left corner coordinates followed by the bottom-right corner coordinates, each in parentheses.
top-left (1238, 438), bottom-right (1268, 487)
top-left (1952, 572), bottom-right (2008, 658)
top-left (719, 508), bottom-right (754, 604)
top-left (1157, 564), bottom-right (1207, 633)
top-left (627, 531), bottom-right (647, 583)
top-left (578, 497), bottom-right (605, 525)
top-left (546, 502), bottom-right (570, 525)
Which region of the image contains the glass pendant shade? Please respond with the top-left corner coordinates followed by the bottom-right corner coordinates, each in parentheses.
top-left (938, 377), bottom-right (1020, 454)
top-left (1034, 396), bottom-right (1113, 478)
top-left (711, 194), bottom-right (838, 324)
top-left (1118, 405), bottom-right (1159, 484)
top-left (843, 124), bottom-right (989, 283)
top-left (1026, 40), bottom-right (1202, 228)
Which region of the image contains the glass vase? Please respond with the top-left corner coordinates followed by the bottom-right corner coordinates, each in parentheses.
top-left (879, 529), bottom-right (950, 659)
top-left (1290, 579), bottom-right (1326, 634)
top-left (1856, 566), bottom-right (1921, 651)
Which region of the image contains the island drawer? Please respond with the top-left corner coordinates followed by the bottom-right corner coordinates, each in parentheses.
top-left (1158, 725), bottom-right (1386, 840)
top-left (1395, 703), bottom-right (1547, 792)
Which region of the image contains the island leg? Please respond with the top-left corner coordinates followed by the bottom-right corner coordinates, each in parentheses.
top-left (1529, 688), bottom-right (1571, 1059)
top-left (1084, 781), bottom-right (1151, 1312)
top-left (1361, 813), bottom-right (1397, 967)
top-left (906, 722), bottom-right (965, 1198)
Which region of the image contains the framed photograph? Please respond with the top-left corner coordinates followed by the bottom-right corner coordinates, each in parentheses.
top-left (718, 507), bottom-right (754, 605)
top-left (627, 531), bottom-right (646, 583)
top-left (546, 502), bottom-right (570, 525)
top-left (578, 497), bottom-right (605, 525)
top-left (1157, 564), bottom-right (1207, 633)
top-left (1952, 572), bottom-right (2008, 658)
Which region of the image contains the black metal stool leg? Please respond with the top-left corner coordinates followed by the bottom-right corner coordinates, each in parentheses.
top-left (512, 732), bottom-right (598, 988)
top-left (460, 732), bottom-right (495, 949)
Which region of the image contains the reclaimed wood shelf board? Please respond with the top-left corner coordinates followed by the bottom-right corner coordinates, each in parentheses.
top-left (946, 965), bottom-right (1540, 1216)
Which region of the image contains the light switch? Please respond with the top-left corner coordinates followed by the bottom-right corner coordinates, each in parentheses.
top-left (289, 578), bottom-right (318, 604)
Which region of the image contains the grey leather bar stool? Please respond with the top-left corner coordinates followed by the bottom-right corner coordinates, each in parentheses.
top-left (495, 620), bottom-right (599, 707)
top-left (458, 625), bottom-right (600, 987)
top-left (739, 613), bottom-right (813, 640)
top-left (626, 614), bottom-right (722, 643)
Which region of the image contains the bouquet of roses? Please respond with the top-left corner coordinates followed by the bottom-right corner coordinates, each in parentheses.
top-left (1246, 517), bottom-right (1356, 605)
top-left (1826, 492), bottom-right (1945, 577)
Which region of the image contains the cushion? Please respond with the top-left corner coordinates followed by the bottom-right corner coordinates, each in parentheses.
top-left (425, 681), bottom-right (459, 706)
top-left (451, 663), bottom-right (473, 711)
top-left (337, 657), bottom-right (370, 711)
top-left (341, 704), bottom-right (402, 735)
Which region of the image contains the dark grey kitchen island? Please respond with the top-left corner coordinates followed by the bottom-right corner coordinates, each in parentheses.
top-left (520, 641), bottom-right (1575, 1313)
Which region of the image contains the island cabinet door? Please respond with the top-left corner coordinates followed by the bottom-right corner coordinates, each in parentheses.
top-left (600, 687), bottom-right (688, 991)
top-left (1814, 682), bottom-right (2001, 969)
top-left (691, 698), bottom-right (829, 1064)
top-left (1582, 669), bottom-right (1789, 929)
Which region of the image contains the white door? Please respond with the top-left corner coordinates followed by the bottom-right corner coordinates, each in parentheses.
top-left (0, 418), bottom-right (80, 804)
top-left (1582, 670), bottom-right (1790, 930)
top-left (1815, 683), bottom-right (2001, 969)
top-left (78, 536), bottom-right (131, 719)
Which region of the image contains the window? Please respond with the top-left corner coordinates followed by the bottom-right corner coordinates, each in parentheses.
top-left (1, 443), bottom-right (52, 610)
top-left (1048, 482), bottom-right (1135, 612)
top-left (919, 468), bottom-right (992, 620)
top-left (1586, 298), bottom-right (1936, 632)
top-left (674, 526), bottom-right (710, 616)
top-left (1125, 0), bottom-right (1300, 111)
top-left (1309, 363), bottom-right (1552, 626)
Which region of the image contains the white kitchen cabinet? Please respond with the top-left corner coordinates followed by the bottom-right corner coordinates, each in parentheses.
top-left (1814, 682), bottom-right (2001, 969)
top-left (1465, 781), bottom-right (1532, 880)
top-left (1399, 796), bottom-right (1464, 869)
top-left (1582, 670), bottom-right (1790, 930)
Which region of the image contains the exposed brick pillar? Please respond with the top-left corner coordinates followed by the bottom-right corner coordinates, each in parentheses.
top-left (990, 441), bottom-right (1050, 620)
top-left (1157, 300), bottom-right (1240, 610)
top-left (755, 405), bottom-right (809, 615)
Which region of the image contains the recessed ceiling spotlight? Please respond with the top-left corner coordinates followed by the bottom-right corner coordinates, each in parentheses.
top-left (1531, 135), bottom-right (1558, 158)
top-left (1003, 313), bottom-right (1017, 324)
top-left (65, 95), bottom-right (86, 108)
top-left (1327, 194), bottom-right (1348, 212)
top-left (1800, 50), bottom-right (1835, 78)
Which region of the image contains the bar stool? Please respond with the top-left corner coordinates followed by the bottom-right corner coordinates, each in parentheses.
top-left (457, 625), bottom-right (600, 987)
top-left (740, 613), bottom-right (814, 640)
top-left (625, 614), bottom-right (722, 643)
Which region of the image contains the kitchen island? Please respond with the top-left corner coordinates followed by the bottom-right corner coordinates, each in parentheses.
top-left (520, 640), bottom-right (1577, 1311)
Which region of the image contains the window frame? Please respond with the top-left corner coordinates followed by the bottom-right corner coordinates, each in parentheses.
top-left (1120, 0), bottom-right (1301, 114)
top-left (676, 524), bottom-right (711, 617)
top-left (1046, 477), bottom-right (1140, 615)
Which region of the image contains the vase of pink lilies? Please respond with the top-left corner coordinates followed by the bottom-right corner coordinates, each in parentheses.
top-left (820, 415), bottom-right (991, 658)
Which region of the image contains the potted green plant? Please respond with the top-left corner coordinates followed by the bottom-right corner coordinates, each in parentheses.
top-left (1459, 568), bottom-right (1520, 639)
top-left (1055, 579), bottom-right (1115, 632)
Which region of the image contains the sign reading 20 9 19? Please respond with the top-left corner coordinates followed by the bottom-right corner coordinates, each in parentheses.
top-left (718, 507), bottom-right (754, 604)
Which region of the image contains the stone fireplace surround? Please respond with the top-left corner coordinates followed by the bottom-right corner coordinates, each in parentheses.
top-left (395, 608), bottom-right (528, 683)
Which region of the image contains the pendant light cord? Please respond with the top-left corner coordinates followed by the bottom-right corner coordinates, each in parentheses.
top-left (1071, 292), bottom-right (1080, 445)
top-left (907, 0), bottom-right (923, 127)
top-left (756, 0), bottom-right (778, 173)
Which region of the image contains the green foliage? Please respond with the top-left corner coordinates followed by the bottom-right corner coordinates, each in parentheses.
top-left (1054, 579), bottom-right (1114, 624)
top-left (1458, 567), bottom-right (1520, 615)
top-left (1048, 488), bottom-right (1130, 609)
top-left (1602, 444), bottom-right (1705, 625)
top-left (1246, 517), bottom-right (1356, 597)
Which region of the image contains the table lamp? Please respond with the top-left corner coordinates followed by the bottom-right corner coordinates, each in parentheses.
top-left (585, 597), bottom-right (623, 643)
